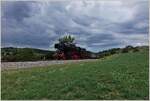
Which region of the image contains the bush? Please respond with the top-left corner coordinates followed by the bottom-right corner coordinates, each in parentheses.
top-left (122, 48), bottom-right (129, 53)
top-left (15, 49), bottom-right (35, 61)
top-left (122, 45), bottom-right (134, 53)
top-left (133, 48), bottom-right (139, 52)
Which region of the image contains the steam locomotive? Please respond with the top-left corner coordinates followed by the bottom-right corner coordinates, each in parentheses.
top-left (54, 42), bottom-right (93, 60)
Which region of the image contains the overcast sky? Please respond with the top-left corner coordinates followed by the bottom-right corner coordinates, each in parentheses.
top-left (1, 0), bottom-right (149, 52)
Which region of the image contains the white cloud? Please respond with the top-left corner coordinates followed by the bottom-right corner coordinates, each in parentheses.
top-left (66, 1), bottom-right (136, 23)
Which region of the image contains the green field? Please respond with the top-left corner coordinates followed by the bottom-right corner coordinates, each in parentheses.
top-left (1, 49), bottom-right (149, 100)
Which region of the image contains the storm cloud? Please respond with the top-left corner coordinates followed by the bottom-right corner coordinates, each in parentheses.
top-left (1, 0), bottom-right (149, 52)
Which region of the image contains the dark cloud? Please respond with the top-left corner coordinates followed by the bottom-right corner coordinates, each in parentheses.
top-left (1, 0), bottom-right (149, 52)
top-left (1, 1), bottom-right (32, 21)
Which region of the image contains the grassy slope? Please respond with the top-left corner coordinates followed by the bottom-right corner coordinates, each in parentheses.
top-left (1, 50), bottom-right (149, 100)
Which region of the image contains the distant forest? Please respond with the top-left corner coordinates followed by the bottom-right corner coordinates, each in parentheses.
top-left (1, 45), bottom-right (148, 62)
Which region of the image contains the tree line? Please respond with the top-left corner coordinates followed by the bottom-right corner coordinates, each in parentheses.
top-left (1, 35), bottom-right (148, 62)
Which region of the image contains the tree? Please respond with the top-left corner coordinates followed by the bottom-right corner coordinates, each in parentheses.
top-left (122, 45), bottom-right (134, 53)
top-left (58, 35), bottom-right (75, 44)
top-left (54, 35), bottom-right (90, 60)
top-left (55, 35), bottom-right (76, 51)
top-left (15, 49), bottom-right (35, 61)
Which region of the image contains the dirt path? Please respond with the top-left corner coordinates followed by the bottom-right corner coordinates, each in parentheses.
top-left (1, 59), bottom-right (99, 70)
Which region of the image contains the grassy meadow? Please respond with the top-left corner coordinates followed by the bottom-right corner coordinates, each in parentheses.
top-left (1, 49), bottom-right (149, 100)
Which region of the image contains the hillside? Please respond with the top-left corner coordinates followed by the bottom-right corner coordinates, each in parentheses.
top-left (1, 48), bottom-right (149, 100)
top-left (1, 46), bottom-right (148, 62)
top-left (1, 47), bottom-right (55, 61)
top-left (1, 47), bottom-right (97, 61)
